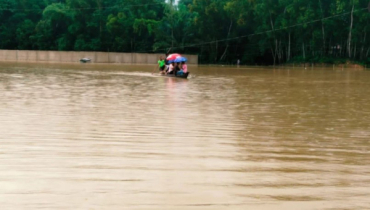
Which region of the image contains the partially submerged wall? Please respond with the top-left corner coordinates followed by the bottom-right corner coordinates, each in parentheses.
top-left (0, 50), bottom-right (198, 65)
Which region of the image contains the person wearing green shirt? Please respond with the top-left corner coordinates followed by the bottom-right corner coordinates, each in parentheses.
top-left (158, 56), bottom-right (166, 74)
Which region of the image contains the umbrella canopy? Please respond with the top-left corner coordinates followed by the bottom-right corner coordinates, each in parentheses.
top-left (168, 56), bottom-right (187, 63)
top-left (166, 53), bottom-right (181, 61)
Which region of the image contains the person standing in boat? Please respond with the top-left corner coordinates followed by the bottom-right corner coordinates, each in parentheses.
top-left (164, 53), bottom-right (170, 72)
top-left (176, 61), bottom-right (187, 76)
top-left (158, 56), bottom-right (166, 74)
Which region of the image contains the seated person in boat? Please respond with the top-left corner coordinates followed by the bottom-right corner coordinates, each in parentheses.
top-left (158, 56), bottom-right (166, 74)
top-left (174, 62), bottom-right (181, 75)
top-left (176, 62), bottom-right (187, 76)
top-left (166, 63), bottom-right (174, 75)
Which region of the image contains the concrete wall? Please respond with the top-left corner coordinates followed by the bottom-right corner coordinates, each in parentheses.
top-left (0, 50), bottom-right (198, 65)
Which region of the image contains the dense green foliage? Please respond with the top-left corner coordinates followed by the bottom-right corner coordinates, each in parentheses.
top-left (0, 0), bottom-right (369, 65)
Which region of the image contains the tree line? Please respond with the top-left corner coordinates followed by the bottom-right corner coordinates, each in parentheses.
top-left (0, 0), bottom-right (369, 65)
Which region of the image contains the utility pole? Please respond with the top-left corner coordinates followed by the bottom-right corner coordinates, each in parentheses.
top-left (170, 0), bottom-right (174, 49)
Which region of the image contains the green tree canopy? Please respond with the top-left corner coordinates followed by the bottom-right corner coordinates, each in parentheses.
top-left (0, 0), bottom-right (369, 65)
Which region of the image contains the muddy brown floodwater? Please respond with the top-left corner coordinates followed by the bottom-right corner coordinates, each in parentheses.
top-left (1, 62), bottom-right (370, 210)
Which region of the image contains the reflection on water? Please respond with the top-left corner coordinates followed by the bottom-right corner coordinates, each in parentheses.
top-left (1, 62), bottom-right (370, 210)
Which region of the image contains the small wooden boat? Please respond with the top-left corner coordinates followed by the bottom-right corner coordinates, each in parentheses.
top-left (161, 72), bottom-right (190, 79)
top-left (80, 58), bottom-right (91, 63)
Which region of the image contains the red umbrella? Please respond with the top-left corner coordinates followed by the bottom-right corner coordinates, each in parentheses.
top-left (166, 53), bottom-right (181, 61)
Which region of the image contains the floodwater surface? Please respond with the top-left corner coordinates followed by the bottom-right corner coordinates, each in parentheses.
top-left (0, 62), bottom-right (370, 210)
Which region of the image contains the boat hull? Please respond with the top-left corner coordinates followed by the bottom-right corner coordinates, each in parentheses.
top-left (161, 72), bottom-right (189, 79)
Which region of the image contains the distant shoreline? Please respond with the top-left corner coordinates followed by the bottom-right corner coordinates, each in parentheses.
top-left (280, 62), bottom-right (368, 69)
top-left (0, 50), bottom-right (198, 65)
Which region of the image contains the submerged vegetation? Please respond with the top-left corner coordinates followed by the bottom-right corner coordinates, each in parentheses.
top-left (0, 0), bottom-right (369, 65)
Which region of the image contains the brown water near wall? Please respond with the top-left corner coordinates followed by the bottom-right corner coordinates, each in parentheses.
top-left (0, 50), bottom-right (198, 64)
top-left (1, 62), bottom-right (370, 209)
